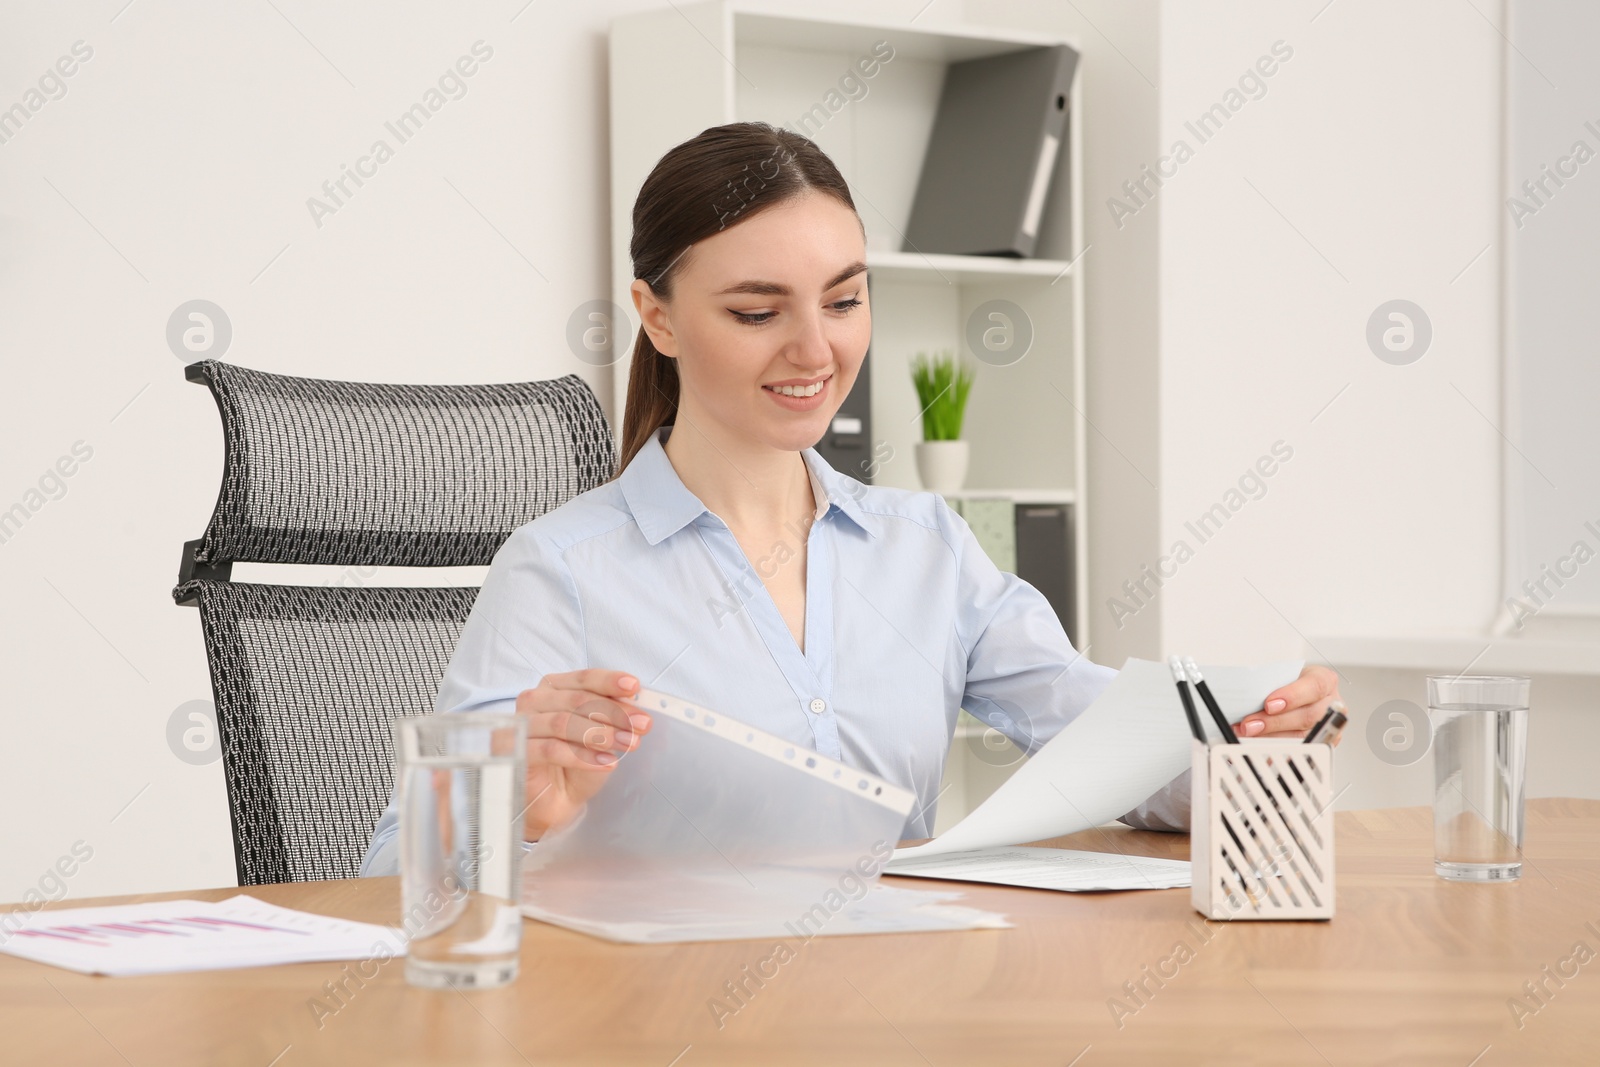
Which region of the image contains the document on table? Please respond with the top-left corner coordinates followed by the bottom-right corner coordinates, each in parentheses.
top-left (892, 658), bottom-right (1302, 863)
top-left (521, 878), bottom-right (1011, 944)
top-left (0, 895), bottom-right (405, 977)
top-left (885, 847), bottom-right (1191, 892)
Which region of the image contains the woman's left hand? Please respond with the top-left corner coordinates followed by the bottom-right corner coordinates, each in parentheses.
top-left (1234, 664), bottom-right (1343, 741)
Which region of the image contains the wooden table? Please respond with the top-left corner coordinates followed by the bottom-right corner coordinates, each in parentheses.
top-left (4, 799), bottom-right (1597, 1066)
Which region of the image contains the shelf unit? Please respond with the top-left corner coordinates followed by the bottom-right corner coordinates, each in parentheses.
top-left (863, 249), bottom-right (1078, 285)
top-left (941, 487), bottom-right (1076, 505)
top-left (609, 4), bottom-right (1088, 829)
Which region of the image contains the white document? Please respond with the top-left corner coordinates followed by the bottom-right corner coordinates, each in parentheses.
top-left (885, 847), bottom-right (1191, 892)
top-left (893, 658), bottom-right (1303, 861)
top-left (0, 895), bottom-right (405, 977)
top-left (522, 880), bottom-right (1010, 944)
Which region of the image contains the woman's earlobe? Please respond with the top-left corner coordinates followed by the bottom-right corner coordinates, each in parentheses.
top-left (641, 317), bottom-right (677, 357)
top-left (630, 280), bottom-right (683, 357)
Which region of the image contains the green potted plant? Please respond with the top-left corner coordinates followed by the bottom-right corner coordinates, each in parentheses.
top-left (910, 349), bottom-right (975, 493)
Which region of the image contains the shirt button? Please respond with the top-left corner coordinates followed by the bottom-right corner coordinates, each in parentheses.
top-left (809, 698), bottom-right (826, 715)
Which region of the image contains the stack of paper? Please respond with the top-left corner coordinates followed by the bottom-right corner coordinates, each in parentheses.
top-left (0, 895), bottom-right (405, 977)
top-left (885, 658), bottom-right (1303, 891)
top-left (522, 878), bottom-right (1010, 944)
top-left (886, 847), bottom-right (1190, 892)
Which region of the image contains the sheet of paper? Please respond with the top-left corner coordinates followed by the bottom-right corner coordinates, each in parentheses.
top-left (522, 881), bottom-right (1010, 945)
top-left (896, 658), bottom-right (1303, 860)
top-left (886, 847), bottom-right (1190, 892)
top-left (0, 895), bottom-right (404, 977)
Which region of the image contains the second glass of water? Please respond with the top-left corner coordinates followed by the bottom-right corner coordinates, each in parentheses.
top-left (1426, 675), bottom-right (1530, 883)
top-left (395, 712), bottom-right (526, 988)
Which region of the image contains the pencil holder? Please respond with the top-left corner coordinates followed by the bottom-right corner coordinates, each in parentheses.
top-left (1190, 739), bottom-right (1334, 920)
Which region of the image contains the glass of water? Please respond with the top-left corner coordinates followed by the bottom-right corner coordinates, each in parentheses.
top-left (1426, 675), bottom-right (1530, 882)
top-left (395, 712), bottom-right (526, 988)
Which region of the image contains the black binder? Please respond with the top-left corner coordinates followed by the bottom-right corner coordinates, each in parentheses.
top-left (1014, 502), bottom-right (1076, 647)
top-left (903, 44), bottom-right (1079, 258)
top-left (813, 350), bottom-right (873, 483)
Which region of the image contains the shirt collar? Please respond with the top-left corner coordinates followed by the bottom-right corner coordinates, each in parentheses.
top-left (618, 426), bottom-right (878, 545)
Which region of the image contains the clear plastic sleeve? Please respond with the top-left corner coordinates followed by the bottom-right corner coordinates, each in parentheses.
top-left (520, 687), bottom-right (990, 942)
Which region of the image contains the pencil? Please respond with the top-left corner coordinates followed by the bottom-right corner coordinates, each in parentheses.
top-left (1170, 656), bottom-right (1207, 744)
top-left (1182, 657), bottom-right (1239, 744)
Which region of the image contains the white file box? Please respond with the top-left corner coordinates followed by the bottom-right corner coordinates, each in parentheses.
top-left (1190, 739), bottom-right (1334, 920)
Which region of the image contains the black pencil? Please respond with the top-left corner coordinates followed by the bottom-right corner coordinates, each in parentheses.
top-left (1170, 656), bottom-right (1207, 743)
top-left (1182, 657), bottom-right (1239, 743)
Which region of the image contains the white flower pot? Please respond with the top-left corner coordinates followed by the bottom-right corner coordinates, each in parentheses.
top-left (916, 440), bottom-right (969, 494)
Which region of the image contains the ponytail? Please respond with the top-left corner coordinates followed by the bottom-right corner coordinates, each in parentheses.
top-left (616, 318), bottom-right (680, 473)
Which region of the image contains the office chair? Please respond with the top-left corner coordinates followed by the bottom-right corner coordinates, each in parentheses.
top-left (172, 360), bottom-right (615, 885)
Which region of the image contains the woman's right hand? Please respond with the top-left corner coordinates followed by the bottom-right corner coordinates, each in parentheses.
top-left (515, 669), bottom-right (651, 841)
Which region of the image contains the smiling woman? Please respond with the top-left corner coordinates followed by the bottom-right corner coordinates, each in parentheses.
top-left (357, 122), bottom-right (1336, 878)
top-left (616, 126), bottom-right (872, 665)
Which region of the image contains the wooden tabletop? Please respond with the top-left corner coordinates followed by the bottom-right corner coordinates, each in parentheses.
top-left (4, 799), bottom-right (1597, 1066)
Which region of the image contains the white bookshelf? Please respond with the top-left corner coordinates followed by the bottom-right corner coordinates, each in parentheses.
top-left (609, 4), bottom-right (1089, 829)
top-left (941, 487), bottom-right (1076, 505)
top-left (864, 249), bottom-right (1078, 285)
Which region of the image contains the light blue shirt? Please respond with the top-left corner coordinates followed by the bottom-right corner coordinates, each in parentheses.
top-left (360, 427), bottom-right (1182, 877)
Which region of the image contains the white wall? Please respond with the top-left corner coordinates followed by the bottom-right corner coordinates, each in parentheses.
top-left (1154, 2), bottom-right (1600, 806)
top-left (0, 0), bottom-right (676, 903)
top-left (1504, 0), bottom-right (1600, 613)
top-left (1156, 0), bottom-right (1503, 661)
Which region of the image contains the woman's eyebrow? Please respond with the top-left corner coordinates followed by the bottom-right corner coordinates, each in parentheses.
top-left (717, 260), bottom-right (868, 297)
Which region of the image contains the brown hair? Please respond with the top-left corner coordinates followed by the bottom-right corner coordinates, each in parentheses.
top-left (614, 122), bottom-right (860, 475)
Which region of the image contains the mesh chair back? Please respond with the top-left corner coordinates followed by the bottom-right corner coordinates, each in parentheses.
top-left (184, 359), bottom-right (615, 570)
top-left (174, 361), bottom-right (615, 885)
